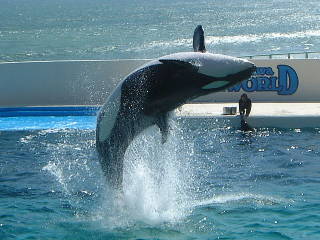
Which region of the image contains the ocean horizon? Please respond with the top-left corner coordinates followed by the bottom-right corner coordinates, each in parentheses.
top-left (1, 0), bottom-right (320, 62)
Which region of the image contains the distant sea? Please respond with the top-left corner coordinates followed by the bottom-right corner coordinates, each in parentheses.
top-left (1, 0), bottom-right (320, 62)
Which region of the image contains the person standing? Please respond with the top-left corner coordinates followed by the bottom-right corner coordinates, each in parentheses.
top-left (239, 93), bottom-right (251, 117)
top-left (239, 94), bottom-right (252, 131)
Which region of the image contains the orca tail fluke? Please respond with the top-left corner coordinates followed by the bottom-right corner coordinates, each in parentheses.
top-left (193, 25), bottom-right (206, 52)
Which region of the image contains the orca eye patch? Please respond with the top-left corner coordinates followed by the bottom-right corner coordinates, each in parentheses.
top-left (202, 80), bottom-right (229, 89)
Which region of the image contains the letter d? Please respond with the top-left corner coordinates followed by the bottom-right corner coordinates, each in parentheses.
top-left (277, 65), bottom-right (299, 95)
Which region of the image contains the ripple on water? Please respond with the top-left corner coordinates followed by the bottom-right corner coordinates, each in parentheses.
top-left (1, 121), bottom-right (320, 239)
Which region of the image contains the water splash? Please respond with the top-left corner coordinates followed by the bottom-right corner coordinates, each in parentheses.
top-left (40, 118), bottom-right (299, 232)
top-left (94, 119), bottom-right (197, 228)
top-left (41, 129), bottom-right (102, 197)
top-left (122, 125), bottom-right (191, 224)
top-left (39, 118), bottom-right (196, 228)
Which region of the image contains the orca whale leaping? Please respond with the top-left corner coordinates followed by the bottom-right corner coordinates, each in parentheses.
top-left (96, 25), bottom-right (256, 189)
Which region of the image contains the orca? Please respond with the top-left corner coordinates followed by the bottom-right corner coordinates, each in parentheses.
top-left (96, 26), bottom-right (256, 189)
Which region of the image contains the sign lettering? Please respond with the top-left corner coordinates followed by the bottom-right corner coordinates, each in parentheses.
top-left (228, 65), bottom-right (299, 95)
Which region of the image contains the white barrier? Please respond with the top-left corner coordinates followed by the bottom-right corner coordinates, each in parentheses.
top-left (0, 60), bottom-right (146, 107)
top-left (0, 59), bottom-right (319, 107)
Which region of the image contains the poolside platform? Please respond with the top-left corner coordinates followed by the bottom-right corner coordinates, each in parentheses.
top-left (0, 103), bottom-right (319, 129)
top-left (175, 103), bottom-right (320, 129)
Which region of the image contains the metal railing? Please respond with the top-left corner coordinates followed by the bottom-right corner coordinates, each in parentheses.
top-left (242, 51), bottom-right (320, 60)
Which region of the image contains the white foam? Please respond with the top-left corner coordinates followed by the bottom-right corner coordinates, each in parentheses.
top-left (43, 161), bottom-right (70, 193)
top-left (90, 118), bottom-right (198, 228)
top-left (131, 30), bottom-right (320, 51)
top-left (121, 123), bottom-right (191, 224)
top-left (205, 30), bottom-right (320, 45)
top-left (194, 192), bottom-right (289, 207)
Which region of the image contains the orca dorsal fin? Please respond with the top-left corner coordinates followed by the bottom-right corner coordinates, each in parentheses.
top-left (193, 25), bottom-right (206, 52)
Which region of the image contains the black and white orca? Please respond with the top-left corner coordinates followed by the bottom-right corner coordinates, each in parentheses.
top-left (96, 25), bottom-right (255, 188)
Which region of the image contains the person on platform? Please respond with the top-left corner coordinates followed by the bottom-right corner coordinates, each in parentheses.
top-left (239, 93), bottom-right (251, 117)
top-left (239, 94), bottom-right (252, 131)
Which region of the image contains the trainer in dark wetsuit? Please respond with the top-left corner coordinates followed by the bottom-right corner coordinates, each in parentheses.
top-left (239, 93), bottom-right (251, 117)
top-left (239, 94), bottom-right (253, 131)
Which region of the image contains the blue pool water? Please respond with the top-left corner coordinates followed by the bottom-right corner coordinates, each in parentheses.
top-left (1, 116), bottom-right (320, 239)
top-left (0, 116), bottom-right (96, 131)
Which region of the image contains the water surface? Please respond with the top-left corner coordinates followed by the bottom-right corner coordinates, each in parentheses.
top-left (1, 0), bottom-right (320, 61)
top-left (1, 117), bottom-right (320, 239)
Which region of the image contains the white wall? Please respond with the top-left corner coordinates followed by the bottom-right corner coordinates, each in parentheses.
top-left (0, 60), bottom-right (146, 107)
top-left (0, 59), bottom-right (319, 107)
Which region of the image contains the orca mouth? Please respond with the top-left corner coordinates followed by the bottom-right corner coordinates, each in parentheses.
top-left (200, 65), bottom-right (256, 93)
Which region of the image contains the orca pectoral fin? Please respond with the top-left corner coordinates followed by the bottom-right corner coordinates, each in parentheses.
top-left (193, 25), bottom-right (206, 52)
top-left (156, 113), bottom-right (169, 144)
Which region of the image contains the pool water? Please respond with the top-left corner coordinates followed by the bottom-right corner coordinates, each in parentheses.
top-left (1, 116), bottom-right (320, 239)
